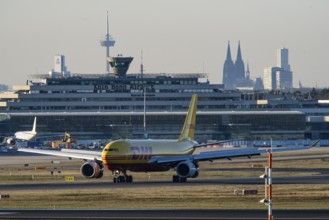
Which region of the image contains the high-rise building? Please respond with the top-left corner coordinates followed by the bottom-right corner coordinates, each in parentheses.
top-left (263, 47), bottom-right (293, 90)
top-left (54, 55), bottom-right (67, 75)
top-left (277, 48), bottom-right (290, 71)
top-left (263, 67), bottom-right (283, 90)
top-left (277, 70), bottom-right (292, 89)
top-left (49, 55), bottom-right (69, 77)
top-left (277, 47), bottom-right (293, 89)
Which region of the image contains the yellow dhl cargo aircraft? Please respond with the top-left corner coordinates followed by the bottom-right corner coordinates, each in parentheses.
top-left (19, 94), bottom-right (263, 183)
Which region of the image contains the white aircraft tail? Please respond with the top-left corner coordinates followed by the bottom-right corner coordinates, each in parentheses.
top-left (32, 117), bottom-right (37, 133)
top-left (178, 94), bottom-right (198, 141)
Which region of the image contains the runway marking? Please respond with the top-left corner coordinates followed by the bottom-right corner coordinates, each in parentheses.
top-left (0, 212), bottom-right (17, 215)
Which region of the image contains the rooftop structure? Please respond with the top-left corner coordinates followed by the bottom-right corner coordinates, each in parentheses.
top-left (108, 56), bottom-right (133, 77)
top-left (49, 55), bottom-right (70, 78)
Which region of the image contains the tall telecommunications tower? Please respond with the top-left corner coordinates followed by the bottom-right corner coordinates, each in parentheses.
top-left (100, 11), bottom-right (115, 73)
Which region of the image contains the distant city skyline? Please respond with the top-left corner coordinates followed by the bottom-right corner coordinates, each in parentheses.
top-left (1, 0), bottom-right (328, 87)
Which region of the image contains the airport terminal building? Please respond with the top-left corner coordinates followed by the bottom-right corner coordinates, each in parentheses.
top-left (0, 56), bottom-right (328, 143)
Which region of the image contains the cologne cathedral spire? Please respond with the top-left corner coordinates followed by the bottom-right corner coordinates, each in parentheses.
top-left (234, 41), bottom-right (245, 79)
top-left (222, 41), bottom-right (253, 89)
top-left (246, 62), bottom-right (250, 79)
top-left (222, 41), bottom-right (235, 89)
top-left (226, 41), bottom-right (233, 60)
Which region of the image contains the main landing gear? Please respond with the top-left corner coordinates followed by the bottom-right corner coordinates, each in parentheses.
top-left (172, 175), bottom-right (187, 183)
top-left (112, 170), bottom-right (133, 183)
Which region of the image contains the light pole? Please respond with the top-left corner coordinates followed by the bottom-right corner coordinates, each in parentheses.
top-left (259, 149), bottom-right (273, 220)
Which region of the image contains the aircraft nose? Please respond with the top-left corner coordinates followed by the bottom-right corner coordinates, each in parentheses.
top-left (101, 142), bottom-right (112, 169)
top-left (101, 140), bottom-right (131, 170)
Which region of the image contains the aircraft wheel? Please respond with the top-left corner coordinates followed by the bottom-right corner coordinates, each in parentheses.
top-left (172, 175), bottom-right (179, 183)
top-left (126, 175), bottom-right (133, 183)
top-left (119, 176), bottom-right (126, 182)
top-left (179, 177), bottom-right (187, 183)
top-left (113, 177), bottom-right (119, 183)
top-left (173, 175), bottom-right (187, 183)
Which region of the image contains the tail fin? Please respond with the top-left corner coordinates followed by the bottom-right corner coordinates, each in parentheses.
top-left (178, 94), bottom-right (198, 141)
top-left (32, 117), bottom-right (37, 133)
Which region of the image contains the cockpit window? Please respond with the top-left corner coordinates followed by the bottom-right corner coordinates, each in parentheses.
top-left (109, 148), bottom-right (119, 152)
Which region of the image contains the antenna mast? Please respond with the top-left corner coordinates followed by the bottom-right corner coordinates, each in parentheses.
top-left (140, 50), bottom-right (144, 78)
top-left (143, 87), bottom-right (148, 139)
top-left (100, 11), bottom-right (115, 73)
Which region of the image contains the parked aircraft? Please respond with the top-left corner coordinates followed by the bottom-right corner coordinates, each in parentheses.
top-left (6, 117), bottom-right (37, 144)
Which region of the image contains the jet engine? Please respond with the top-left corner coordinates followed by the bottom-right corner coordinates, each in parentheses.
top-left (6, 138), bottom-right (15, 145)
top-left (176, 161), bottom-right (199, 178)
top-left (80, 161), bottom-right (104, 179)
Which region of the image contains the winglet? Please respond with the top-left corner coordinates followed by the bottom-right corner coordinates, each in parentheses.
top-left (32, 117), bottom-right (37, 133)
top-left (178, 94), bottom-right (198, 141)
top-left (309, 140), bottom-right (320, 148)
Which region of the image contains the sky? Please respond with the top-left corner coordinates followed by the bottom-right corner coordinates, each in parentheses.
top-left (1, 0), bottom-right (329, 87)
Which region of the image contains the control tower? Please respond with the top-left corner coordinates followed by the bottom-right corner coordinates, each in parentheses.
top-left (100, 11), bottom-right (115, 73)
top-left (108, 56), bottom-right (133, 77)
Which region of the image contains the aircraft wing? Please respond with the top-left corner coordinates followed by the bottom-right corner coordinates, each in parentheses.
top-left (149, 148), bottom-right (261, 165)
top-left (18, 148), bottom-right (102, 161)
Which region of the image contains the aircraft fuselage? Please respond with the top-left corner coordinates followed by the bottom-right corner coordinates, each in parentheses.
top-left (101, 139), bottom-right (197, 172)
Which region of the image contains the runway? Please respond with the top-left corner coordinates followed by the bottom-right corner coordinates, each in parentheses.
top-left (1, 209), bottom-right (329, 219)
top-left (206, 167), bottom-right (329, 173)
top-left (1, 151), bottom-right (329, 219)
top-left (1, 150), bottom-right (329, 191)
top-left (1, 174), bottom-right (329, 191)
